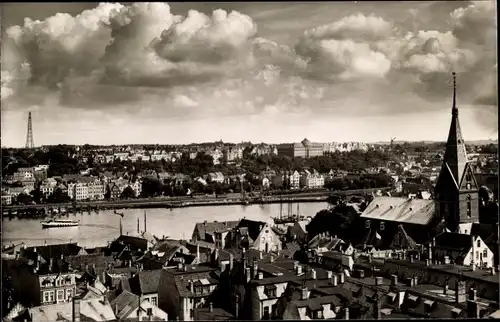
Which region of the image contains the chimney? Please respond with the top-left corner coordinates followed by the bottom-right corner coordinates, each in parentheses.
top-left (327, 271), bottom-right (333, 280)
top-left (72, 296), bottom-right (81, 322)
top-left (296, 265), bottom-right (303, 275)
top-left (443, 284), bottom-right (449, 295)
top-left (229, 253), bottom-right (234, 271)
top-left (258, 272), bottom-right (263, 280)
top-left (407, 277), bottom-right (415, 287)
top-left (469, 288), bottom-right (477, 302)
top-left (252, 260), bottom-right (259, 278)
top-left (311, 269), bottom-right (317, 280)
top-left (196, 243), bottom-right (200, 260)
top-left (246, 267), bottom-right (251, 283)
top-left (235, 295), bottom-right (240, 319)
top-left (413, 276), bottom-right (418, 286)
top-left (374, 295), bottom-right (382, 320)
top-left (390, 274), bottom-right (398, 286)
top-left (343, 307), bottom-right (349, 320)
top-left (375, 277), bottom-right (383, 286)
top-left (409, 255), bottom-right (414, 263)
top-left (339, 272), bottom-right (345, 284)
top-left (467, 289), bottom-right (480, 318)
top-left (455, 281), bottom-right (467, 303)
top-left (331, 274), bottom-right (338, 286)
top-left (189, 280), bottom-right (194, 293)
top-left (444, 256), bottom-right (450, 264)
top-left (209, 302), bottom-right (213, 313)
top-left (471, 236), bottom-right (476, 271)
top-left (301, 287), bottom-right (308, 300)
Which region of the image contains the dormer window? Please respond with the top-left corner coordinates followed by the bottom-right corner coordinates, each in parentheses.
top-left (265, 285), bottom-right (277, 298)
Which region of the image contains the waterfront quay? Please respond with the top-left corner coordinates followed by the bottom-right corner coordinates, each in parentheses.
top-left (2, 187), bottom-right (390, 216)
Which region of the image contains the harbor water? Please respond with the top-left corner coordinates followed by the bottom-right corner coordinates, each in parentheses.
top-left (2, 202), bottom-right (327, 248)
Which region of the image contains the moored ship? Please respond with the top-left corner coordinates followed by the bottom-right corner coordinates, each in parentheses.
top-left (41, 219), bottom-right (79, 228)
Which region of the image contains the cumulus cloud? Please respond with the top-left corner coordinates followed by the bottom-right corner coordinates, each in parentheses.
top-left (1, 1), bottom-right (496, 137)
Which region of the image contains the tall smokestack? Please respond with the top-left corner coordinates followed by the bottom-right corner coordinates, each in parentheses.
top-left (144, 210), bottom-right (147, 233)
top-left (119, 217), bottom-right (123, 236)
top-left (137, 217), bottom-right (140, 234)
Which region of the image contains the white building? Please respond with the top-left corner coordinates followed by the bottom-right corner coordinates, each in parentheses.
top-left (288, 171), bottom-right (301, 189)
top-left (40, 178), bottom-right (58, 197)
top-left (67, 182), bottom-right (89, 201)
top-left (87, 180), bottom-right (105, 200)
top-left (300, 169), bottom-right (325, 189)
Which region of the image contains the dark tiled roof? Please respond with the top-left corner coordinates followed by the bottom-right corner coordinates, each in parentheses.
top-left (131, 269), bottom-right (161, 295)
top-left (111, 290), bottom-right (140, 320)
top-left (195, 306), bottom-right (234, 320)
top-left (433, 232), bottom-right (472, 251)
top-left (193, 220), bottom-right (240, 239)
top-left (237, 219), bottom-right (267, 241)
top-left (24, 243), bottom-right (83, 262)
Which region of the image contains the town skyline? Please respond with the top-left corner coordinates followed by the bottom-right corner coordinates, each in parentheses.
top-left (1, 1), bottom-right (497, 146)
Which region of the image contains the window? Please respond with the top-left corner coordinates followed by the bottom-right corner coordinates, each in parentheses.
top-left (43, 291), bottom-right (50, 303)
top-left (316, 309), bottom-right (324, 319)
top-left (476, 251), bottom-right (479, 260)
top-left (147, 308), bottom-right (153, 316)
top-left (483, 249), bottom-right (488, 258)
top-left (48, 291), bottom-right (55, 302)
top-left (66, 288), bottom-right (73, 300)
top-left (467, 200), bottom-right (472, 218)
top-left (477, 240), bottom-right (481, 248)
top-left (57, 290), bottom-right (64, 301)
top-left (151, 296), bottom-right (157, 306)
top-left (190, 309), bottom-right (194, 319)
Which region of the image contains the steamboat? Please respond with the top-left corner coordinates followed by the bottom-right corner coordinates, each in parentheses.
top-left (41, 219), bottom-right (79, 228)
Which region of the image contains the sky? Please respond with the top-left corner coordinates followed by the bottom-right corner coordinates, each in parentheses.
top-left (1, 1), bottom-right (497, 147)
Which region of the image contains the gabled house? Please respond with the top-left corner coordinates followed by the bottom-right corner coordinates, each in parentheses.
top-left (158, 264), bottom-right (219, 321)
top-left (191, 220), bottom-right (240, 244)
top-left (129, 269), bottom-right (162, 307)
top-left (431, 232), bottom-right (494, 268)
top-left (111, 290), bottom-right (168, 321)
top-left (232, 219), bottom-right (282, 253)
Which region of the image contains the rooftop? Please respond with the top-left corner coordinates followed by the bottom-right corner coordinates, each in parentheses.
top-left (361, 196), bottom-right (436, 225)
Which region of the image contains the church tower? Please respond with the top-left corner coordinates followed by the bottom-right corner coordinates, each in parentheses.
top-left (434, 72), bottom-right (480, 231)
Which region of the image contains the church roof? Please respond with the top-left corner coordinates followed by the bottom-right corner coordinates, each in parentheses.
top-left (436, 73), bottom-right (469, 189)
top-left (360, 197), bottom-right (435, 225)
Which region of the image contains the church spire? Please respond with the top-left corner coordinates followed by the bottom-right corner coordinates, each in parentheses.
top-left (442, 72), bottom-right (468, 184)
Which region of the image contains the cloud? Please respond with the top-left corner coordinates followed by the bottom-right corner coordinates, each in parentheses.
top-left (1, 1), bottom-right (497, 142)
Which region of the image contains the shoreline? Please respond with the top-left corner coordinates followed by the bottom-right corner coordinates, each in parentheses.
top-left (3, 187), bottom-right (390, 215)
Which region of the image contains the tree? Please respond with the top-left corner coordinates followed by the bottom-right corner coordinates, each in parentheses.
top-left (47, 188), bottom-right (71, 203)
top-left (120, 186), bottom-right (136, 199)
top-left (16, 193), bottom-right (33, 205)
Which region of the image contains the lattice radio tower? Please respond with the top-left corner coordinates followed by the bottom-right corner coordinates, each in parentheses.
top-left (25, 112), bottom-right (35, 149)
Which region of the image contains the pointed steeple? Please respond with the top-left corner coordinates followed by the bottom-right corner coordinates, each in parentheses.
top-left (441, 72), bottom-right (468, 185)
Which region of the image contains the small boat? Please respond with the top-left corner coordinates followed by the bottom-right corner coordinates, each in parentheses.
top-left (41, 219), bottom-right (79, 228)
